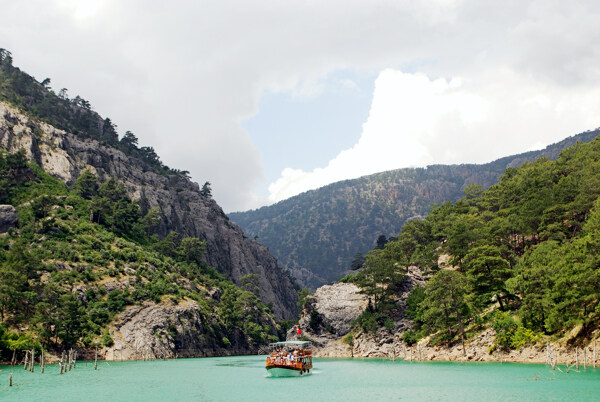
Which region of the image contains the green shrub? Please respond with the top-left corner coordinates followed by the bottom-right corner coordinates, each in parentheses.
top-left (492, 311), bottom-right (518, 350)
top-left (402, 330), bottom-right (419, 346)
top-left (356, 310), bottom-right (392, 334)
top-left (492, 311), bottom-right (540, 350)
top-left (342, 333), bottom-right (354, 345)
top-left (338, 273), bottom-right (356, 283)
top-left (107, 289), bottom-right (129, 313)
top-left (510, 327), bottom-right (540, 349)
top-left (102, 330), bottom-right (114, 347)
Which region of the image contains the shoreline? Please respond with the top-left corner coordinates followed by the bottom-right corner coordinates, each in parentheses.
top-left (1, 349), bottom-right (596, 368)
top-left (308, 329), bottom-right (600, 367)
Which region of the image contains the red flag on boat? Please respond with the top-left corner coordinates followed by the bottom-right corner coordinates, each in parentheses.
top-left (296, 326), bottom-right (302, 335)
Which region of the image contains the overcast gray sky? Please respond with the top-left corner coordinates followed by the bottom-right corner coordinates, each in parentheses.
top-left (1, 1), bottom-right (599, 212)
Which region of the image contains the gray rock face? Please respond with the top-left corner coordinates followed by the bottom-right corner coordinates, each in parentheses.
top-left (0, 102), bottom-right (298, 320)
top-left (104, 299), bottom-right (250, 360)
top-left (313, 283), bottom-right (368, 335)
top-left (288, 283), bottom-right (368, 356)
top-left (0, 204), bottom-right (18, 233)
top-left (291, 267), bottom-right (426, 357)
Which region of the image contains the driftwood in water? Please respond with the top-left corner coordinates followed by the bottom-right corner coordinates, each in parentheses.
top-left (8, 373), bottom-right (12, 387)
top-left (594, 339), bottom-right (597, 369)
top-left (59, 351), bottom-right (65, 374)
top-left (566, 350), bottom-right (581, 374)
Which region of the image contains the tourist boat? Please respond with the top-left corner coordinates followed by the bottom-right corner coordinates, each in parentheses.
top-left (265, 341), bottom-right (313, 377)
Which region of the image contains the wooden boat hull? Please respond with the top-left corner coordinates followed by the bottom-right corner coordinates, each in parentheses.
top-left (265, 341), bottom-right (313, 377)
top-left (266, 365), bottom-right (310, 377)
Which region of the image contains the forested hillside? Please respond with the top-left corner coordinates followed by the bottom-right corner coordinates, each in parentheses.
top-left (0, 49), bottom-right (298, 320)
top-left (231, 130), bottom-right (599, 289)
top-left (346, 137), bottom-right (600, 349)
top-left (0, 152), bottom-right (285, 361)
top-left (0, 49), bottom-right (297, 361)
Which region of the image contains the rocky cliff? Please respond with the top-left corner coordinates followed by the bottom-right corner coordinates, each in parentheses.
top-left (288, 267), bottom-right (428, 357)
top-left (0, 101), bottom-right (298, 320)
top-left (104, 298), bottom-right (263, 360)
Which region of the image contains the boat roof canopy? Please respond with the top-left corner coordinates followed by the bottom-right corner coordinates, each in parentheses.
top-left (269, 341), bottom-right (311, 347)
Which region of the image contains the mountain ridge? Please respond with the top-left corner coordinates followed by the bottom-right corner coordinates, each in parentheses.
top-left (230, 129), bottom-right (600, 289)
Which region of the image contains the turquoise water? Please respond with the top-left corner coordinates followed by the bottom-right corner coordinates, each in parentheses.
top-left (2, 356), bottom-right (600, 401)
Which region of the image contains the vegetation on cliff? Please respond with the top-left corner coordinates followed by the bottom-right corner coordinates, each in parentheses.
top-left (1, 50), bottom-right (299, 321)
top-left (345, 137), bottom-right (600, 350)
top-left (0, 50), bottom-right (292, 361)
top-left (0, 150), bottom-right (285, 361)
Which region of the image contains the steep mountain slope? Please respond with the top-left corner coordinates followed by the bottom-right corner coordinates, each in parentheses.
top-left (309, 136), bottom-right (600, 360)
top-left (0, 149), bottom-right (283, 360)
top-left (230, 129), bottom-right (600, 289)
top-left (0, 52), bottom-right (297, 320)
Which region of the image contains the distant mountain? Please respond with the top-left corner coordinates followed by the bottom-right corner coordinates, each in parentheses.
top-left (230, 129), bottom-right (600, 289)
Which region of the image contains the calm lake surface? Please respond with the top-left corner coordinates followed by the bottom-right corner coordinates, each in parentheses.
top-left (2, 356), bottom-right (600, 401)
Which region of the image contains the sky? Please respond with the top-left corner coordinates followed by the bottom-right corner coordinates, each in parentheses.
top-left (1, 1), bottom-right (600, 212)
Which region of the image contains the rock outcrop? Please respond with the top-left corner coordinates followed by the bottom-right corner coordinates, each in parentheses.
top-left (0, 204), bottom-right (18, 233)
top-left (291, 267), bottom-right (572, 364)
top-left (104, 299), bottom-right (253, 360)
top-left (288, 282), bottom-right (368, 356)
top-left (312, 283), bottom-right (369, 335)
top-left (0, 102), bottom-right (298, 320)
top-left (290, 267), bottom-right (426, 357)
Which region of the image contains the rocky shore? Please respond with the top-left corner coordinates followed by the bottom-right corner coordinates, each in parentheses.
top-left (288, 280), bottom-right (598, 366)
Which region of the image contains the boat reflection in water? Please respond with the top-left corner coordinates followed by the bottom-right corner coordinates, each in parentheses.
top-left (265, 341), bottom-right (313, 377)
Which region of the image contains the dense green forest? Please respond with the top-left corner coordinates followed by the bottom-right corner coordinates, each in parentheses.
top-left (230, 130), bottom-right (599, 290)
top-left (345, 137), bottom-right (600, 350)
top-left (0, 143), bottom-right (283, 362)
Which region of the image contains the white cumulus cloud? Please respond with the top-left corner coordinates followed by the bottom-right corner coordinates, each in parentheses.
top-left (267, 67), bottom-right (600, 203)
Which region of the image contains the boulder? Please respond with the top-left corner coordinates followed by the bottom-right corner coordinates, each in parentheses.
top-left (0, 205), bottom-right (18, 233)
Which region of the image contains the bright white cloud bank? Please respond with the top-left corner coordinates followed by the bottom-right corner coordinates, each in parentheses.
top-left (267, 66), bottom-right (600, 203)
